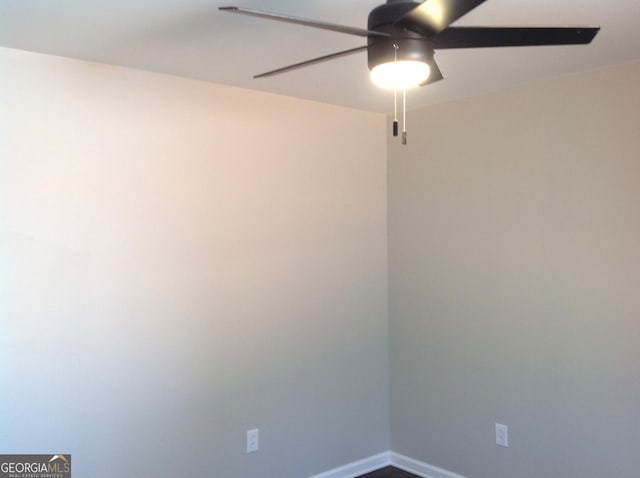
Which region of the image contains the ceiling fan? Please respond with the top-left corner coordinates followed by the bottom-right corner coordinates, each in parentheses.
top-left (220, 0), bottom-right (599, 143)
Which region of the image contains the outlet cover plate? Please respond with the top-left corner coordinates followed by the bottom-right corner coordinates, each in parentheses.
top-left (495, 423), bottom-right (509, 447)
top-left (247, 428), bottom-right (259, 453)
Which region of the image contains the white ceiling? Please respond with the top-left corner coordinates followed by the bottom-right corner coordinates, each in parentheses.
top-left (1, 0), bottom-right (639, 113)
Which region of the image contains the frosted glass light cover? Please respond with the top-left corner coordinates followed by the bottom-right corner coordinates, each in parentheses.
top-left (370, 61), bottom-right (431, 89)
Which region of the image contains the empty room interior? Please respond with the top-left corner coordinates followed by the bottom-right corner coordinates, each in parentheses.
top-left (1, 1), bottom-right (639, 477)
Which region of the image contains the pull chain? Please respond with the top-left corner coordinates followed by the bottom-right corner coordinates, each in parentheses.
top-left (392, 44), bottom-right (399, 137)
top-left (402, 88), bottom-right (407, 145)
top-left (393, 89), bottom-right (398, 137)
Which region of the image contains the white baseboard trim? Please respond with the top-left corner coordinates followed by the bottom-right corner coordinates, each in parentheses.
top-left (390, 452), bottom-right (467, 478)
top-left (308, 451), bottom-right (467, 478)
top-left (308, 452), bottom-right (391, 478)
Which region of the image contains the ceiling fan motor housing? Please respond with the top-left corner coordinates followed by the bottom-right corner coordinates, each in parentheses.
top-left (367, 0), bottom-right (434, 71)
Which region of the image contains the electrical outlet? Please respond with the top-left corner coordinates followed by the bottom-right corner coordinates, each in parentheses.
top-left (246, 428), bottom-right (259, 453)
top-left (495, 423), bottom-right (509, 447)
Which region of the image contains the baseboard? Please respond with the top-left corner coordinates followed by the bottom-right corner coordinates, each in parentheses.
top-left (390, 452), bottom-right (467, 478)
top-left (308, 451), bottom-right (466, 478)
top-left (308, 452), bottom-right (391, 478)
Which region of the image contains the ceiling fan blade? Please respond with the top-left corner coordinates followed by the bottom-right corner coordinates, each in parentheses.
top-left (421, 57), bottom-right (444, 86)
top-left (219, 6), bottom-right (389, 38)
top-left (434, 26), bottom-right (600, 49)
top-left (395, 0), bottom-right (487, 35)
top-left (254, 46), bottom-right (368, 79)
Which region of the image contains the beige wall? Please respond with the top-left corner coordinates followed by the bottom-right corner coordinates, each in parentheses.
top-left (4, 44), bottom-right (639, 478)
top-left (388, 61), bottom-right (640, 478)
top-left (0, 47), bottom-right (389, 477)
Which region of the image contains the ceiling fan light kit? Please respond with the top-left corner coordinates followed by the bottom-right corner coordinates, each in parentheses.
top-left (371, 60), bottom-right (430, 89)
top-left (367, 0), bottom-right (434, 90)
top-left (219, 0), bottom-right (599, 144)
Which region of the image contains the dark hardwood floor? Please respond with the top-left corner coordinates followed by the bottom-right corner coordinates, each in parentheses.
top-left (356, 466), bottom-right (420, 478)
